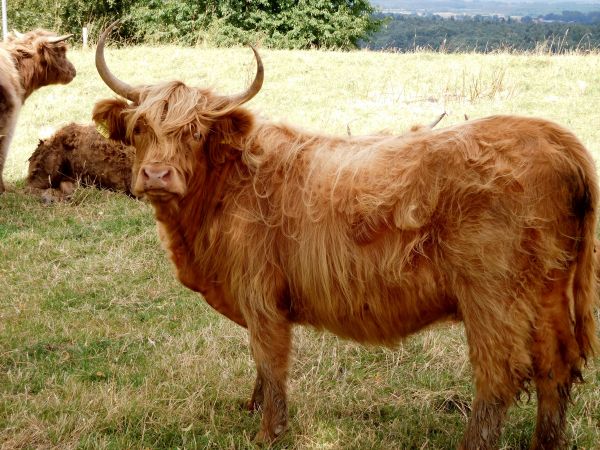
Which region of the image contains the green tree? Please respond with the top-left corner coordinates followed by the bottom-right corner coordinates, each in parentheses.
top-left (130, 0), bottom-right (382, 49)
top-left (128, 0), bottom-right (215, 45)
top-left (8, 0), bottom-right (134, 41)
top-left (8, 0), bottom-right (380, 49)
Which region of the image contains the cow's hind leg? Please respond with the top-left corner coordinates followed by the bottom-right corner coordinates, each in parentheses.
top-left (247, 314), bottom-right (292, 443)
top-left (458, 288), bottom-right (534, 450)
top-left (530, 274), bottom-right (581, 450)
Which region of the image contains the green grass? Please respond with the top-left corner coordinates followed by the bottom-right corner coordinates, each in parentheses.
top-left (1, 46), bottom-right (599, 449)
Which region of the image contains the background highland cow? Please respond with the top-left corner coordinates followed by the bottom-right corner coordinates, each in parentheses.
top-left (0, 28), bottom-right (76, 193)
top-left (27, 123), bottom-right (135, 202)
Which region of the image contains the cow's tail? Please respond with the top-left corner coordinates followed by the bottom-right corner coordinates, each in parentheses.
top-left (570, 142), bottom-right (599, 362)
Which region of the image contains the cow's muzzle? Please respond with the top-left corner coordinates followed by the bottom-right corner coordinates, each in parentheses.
top-left (134, 163), bottom-right (186, 198)
top-left (61, 63), bottom-right (77, 84)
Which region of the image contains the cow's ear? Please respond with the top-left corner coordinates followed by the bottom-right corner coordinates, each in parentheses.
top-left (92, 99), bottom-right (129, 142)
top-left (215, 108), bottom-right (254, 145)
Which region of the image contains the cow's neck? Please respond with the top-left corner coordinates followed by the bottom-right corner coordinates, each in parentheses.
top-left (12, 53), bottom-right (42, 101)
top-left (152, 160), bottom-right (235, 280)
top-left (150, 162), bottom-right (247, 326)
top-left (152, 199), bottom-right (214, 294)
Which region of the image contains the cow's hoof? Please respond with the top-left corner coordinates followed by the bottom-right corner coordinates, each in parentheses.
top-left (253, 425), bottom-right (286, 446)
top-left (238, 398), bottom-right (261, 412)
top-left (252, 429), bottom-right (273, 446)
top-left (59, 180), bottom-right (75, 196)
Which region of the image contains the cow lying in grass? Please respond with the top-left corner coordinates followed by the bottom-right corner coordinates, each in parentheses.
top-left (27, 123), bottom-right (135, 202)
top-left (92, 21), bottom-right (598, 450)
top-left (0, 28), bottom-right (75, 193)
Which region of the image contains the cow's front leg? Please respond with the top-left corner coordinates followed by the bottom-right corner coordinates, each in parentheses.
top-left (247, 315), bottom-right (292, 443)
top-left (247, 370), bottom-right (264, 412)
top-left (0, 97), bottom-right (19, 194)
top-left (0, 134), bottom-right (9, 193)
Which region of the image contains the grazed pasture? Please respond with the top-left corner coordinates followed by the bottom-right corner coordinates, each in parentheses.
top-left (1, 46), bottom-right (599, 449)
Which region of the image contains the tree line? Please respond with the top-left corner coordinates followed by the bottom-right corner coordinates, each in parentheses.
top-left (535, 10), bottom-right (600, 25)
top-left (7, 0), bottom-right (381, 49)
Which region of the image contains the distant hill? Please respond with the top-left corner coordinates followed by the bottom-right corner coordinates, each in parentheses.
top-left (371, 0), bottom-right (600, 16)
top-left (364, 13), bottom-right (600, 52)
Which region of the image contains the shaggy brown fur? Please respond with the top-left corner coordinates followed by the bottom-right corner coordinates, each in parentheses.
top-left (27, 123), bottom-right (135, 201)
top-left (0, 29), bottom-right (76, 193)
top-left (94, 53), bottom-right (598, 448)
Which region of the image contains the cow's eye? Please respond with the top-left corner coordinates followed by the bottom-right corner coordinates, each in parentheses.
top-left (193, 132), bottom-right (202, 141)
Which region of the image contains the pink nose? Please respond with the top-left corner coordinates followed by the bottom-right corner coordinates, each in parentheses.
top-left (140, 164), bottom-right (173, 190)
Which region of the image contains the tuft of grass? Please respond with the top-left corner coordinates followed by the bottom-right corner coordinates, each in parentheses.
top-left (1, 46), bottom-right (599, 449)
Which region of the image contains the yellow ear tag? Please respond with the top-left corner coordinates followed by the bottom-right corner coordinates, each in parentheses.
top-left (96, 121), bottom-right (110, 139)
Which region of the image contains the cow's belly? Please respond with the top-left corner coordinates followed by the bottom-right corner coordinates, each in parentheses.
top-left (289, 284), bottom-right (459, 345)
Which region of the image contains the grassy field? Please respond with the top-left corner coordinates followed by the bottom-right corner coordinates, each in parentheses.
top-left (1, 46), bottom-right (600, 449)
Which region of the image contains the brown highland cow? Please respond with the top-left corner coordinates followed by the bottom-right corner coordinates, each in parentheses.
top-left (92, 21), bottom-right (598, 450)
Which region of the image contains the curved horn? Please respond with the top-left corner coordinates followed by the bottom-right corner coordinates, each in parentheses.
top-left (96, 20), bottom-right (138, 102)
top-left (47, 33), bottom-right (73, 44)
top-left (12, 29), bottom-right (24, 38)
top-left (227, 45), bottom-right (264, 107)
